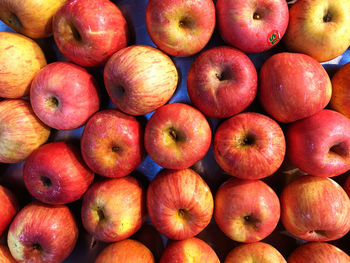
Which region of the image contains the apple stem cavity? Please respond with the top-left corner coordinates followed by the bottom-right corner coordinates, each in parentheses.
top-left (243, 215), bottom-right (260, 229)
top-left (309, 230), bottom-right (327, 237)
top-left (178, 17), bottom-right (193, 29)
top-left (70, 24), bottom-right (82, 42)
top-left (97, 208), bottom-right (105, 222)
top-left (253, 12), bottom-right (261, 20)
top-left (46, 96), bottom-right (59, 109)
top-left (32, 243), bottom-right (42, 252)
top-left (111, 145), bottom-right (121, 153)
top-left (329, 143), bottom-right (348, 157)
top-left (323, 12), bottom-right (332, 23)
top-left (115, 85), bottom-right (125, 97)
top-left (7, 12), bottom-right (23, 30)
top-left (40, 176), bottom-right (52, 187)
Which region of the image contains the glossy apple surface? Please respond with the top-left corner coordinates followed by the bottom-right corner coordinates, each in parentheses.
top-left (330, 62), bottom-right (350, 118)
top-left (0, 186), bottom-right (18, 237)
top-left (0, 245), bottom-right (16, 263)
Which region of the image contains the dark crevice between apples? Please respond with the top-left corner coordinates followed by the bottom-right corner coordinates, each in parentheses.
top-left (7, 12), bottom-right (23, 29)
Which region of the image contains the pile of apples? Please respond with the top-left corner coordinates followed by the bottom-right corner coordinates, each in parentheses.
top-left (0, 0), bottom-right (350, 262)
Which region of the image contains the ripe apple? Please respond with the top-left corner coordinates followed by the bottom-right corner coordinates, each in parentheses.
top-left (147, 168), bottom-right (213, 240)
top-left (224, 242), bottom-right (286, 263)
top-left (53, 0), bottom-right (129, 67)
top-left (94, 239), bottom-right (155, 263)
top-left (0, 99), bottom-right (50, 163)
top-left (187, 46), bottom-right (257, 118)
top-left (145, 0), bottom-right (216, 57)
top-left (280, 175), bottom-right (350, 241)
top-left (259, 52), bottom-right (332, 123)
top-left (81, 109), bottom-right (143, 178)
top-left (104, 45), bottom-right (178, 116)
top-left (216, 0), bottom-right (289, 53)
top-left (0, 245), bottom-right (16, 263)
top-left (0, 31), bottom-right (46, 98)
top-left (144, 103), bottom-right (211, 169)
top-left (7, 201), bottom-right (78, 263)
top-left (213, 112), bottom-right (285, 179)
top-left (23, 141), bottom-right (94, 205)
top-left (284, 0), bottom-right (350, 62)
top-left (0, 186), bottom-right (18, 237)
top-left (0, 0), bottom-right (66, 39)
top-left (287, 109), bottom-right (350, 177)
top-left (30, 61), bottom-right (100, 130)
top-left (160, 237), bottom-right (220, 263)
top-left (214, 178), bottom-right (280, 243)
top-left (81, 176), bottom-right (146, 242)
top-left (330, 62), bottom-right (350, 118)
top-left (288, 242), bottom-right (350, 263)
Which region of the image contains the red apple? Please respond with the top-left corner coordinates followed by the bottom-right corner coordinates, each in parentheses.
top-left (81, 109), bottom-right (143, 178)
top-left (187, 46), bottom-right (257, 118)
top-left (53, 0), bottom-right (129, 67)
top-left (330, 62), bottom-right (350, 118)
top-left (224, 242), bottom-right (286, 263)
top-left (280, 175), bottom-right (350, 241)
top-left (216, 0), bottom-right (289, 53)
top-left (81, 176), bottom-right (146, 242)
top-left (147, 169), bottom-right (213, 240)
top-left (160, 237), bottom-right (220, 263)
top-left (213, 112), bottom-right (285, 180)
top-left (7, 201), bottom-right (78, 263)
top-left (104, 45), bottom-right (178, 116)
top-left (23, 141), bottom-right (94, 205)
top-left (288, 242), bottom-right (350, 263)
top-left (144, 103), bottom-right (211, 169)
top-left (145, 0), bottom-right (216, 57)
top-left (0, 99), bottom-right (51, 163)
top-left (0, 186), bottom-right (18, 237)
top-left (94, 239), bottom-right (155, 263)
top-left (287, 109), bottom-right (350, 177)
top-left (30, 61), bottom-right (100, 130)
top-left (0, 245), bottom-right (16, 263)
top-left (214, 178), bottom-right (280, 243)
top-left (259, 52), bottom-right (332, 123)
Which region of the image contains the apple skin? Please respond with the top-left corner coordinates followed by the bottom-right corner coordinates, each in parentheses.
top-left (216, 0), bottom-right (289, 53)
top-left (0, 245), bottom-right (16, 263)
top-left (187, 46), bottom-right (257, 118)
top-left (0, 186), bottom-right (18, 237)
top-left (287, 109), bottom-right (350, 177)
top-left (280, 175), bottom-right (350, 241)
top-left (0, 99), bottom-right (51, 163)
top-left (81, 176), bottom-right (146, 243)
top-left (213, 112), bottom-right (285, 179)
top-left (23, 141), bottom-right (94, 205)
top-left (147, 169), bottom-right (214, 240)
top-left (345, 175), bottom-right (350, 197)
top-left (30, 61), bottom-right (100, 130)
top-left (259, 52), bottom-right (332, 123)
top-left (330, 62), bottom-right (350, 118)
top-left (214, 178), bottom-right (280, 243)
top-left (81, 109), bottom-right (143, 178)
top-left (94, 239), bottom-right (155, 263)
top-left (0, 0), bottom-right (66, 39)
top-left (160, 237), bottom-right (220, 263)
top-left (0, 32), bottom-right (47, 98)
top-left (144, 103), bottom-right (212, 169)
top-left (7, 201), bottom-right (79, 263)
top-left (53, 0), bottom-right (129, 67)
top-left (224, 242), bottom-right (286, 263)
top-left (284, 0), bottom-right (350, 62)
top-left (288, 242), bottom-right (350, 263)
top-left (145, 0), bottom-right (216, 57)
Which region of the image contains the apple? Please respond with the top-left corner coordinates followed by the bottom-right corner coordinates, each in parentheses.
top-left (187, 46), bottom-right (257, 118)
top-left (30, 61), bottom-right (100, 130)
top-left (7, 201), bottom-right (78, 263)
top-left (287, 109), bottom-right (350, 177)
top-left (144, 103), bottom-right (211, 169)
top-left (94, 239), bottom-right (155, 263)
top-left (280, 175), bottom-right (350, 241)
top-left (81, 176), bottom-right (146, 242)
top-left (147, 168), bottom-right (213, 240)
top-left (145, 0), bottom-right (215, 57)
top-left (23, 141), bottom-right (94, 205)
top-left (104, 45), bottom-right (178, 116)
top-left (330, 62), bottom-right (350, 118)
top-left (258, 52), bottom-right (332, 123)
top-left (53, 0), bottom-right (129, 67)
top-left (0, 245), bottom-right (16, 263)
top-left (213, 112), bottom-right (285, 179)
top-left (224, 242), bottom-right (286, 263)
top-left (284, 0), bottom-right (350, 62)
top-left (160, 237), bottom-right (220, 263)
top-left (0, 99), bottom-right (50, 163)
top-left (216, 0), bottom-right (289, 53)
top-left (0, 31), bottom-right (46, 98)
top-left (81, 109), bottom-right (143, 178)
top-left (0, 0), bottom-right (66, 39)
top-left (288, 242), bottom-right (350, 263)
top-left (0, 186), bottom-right (18, 237)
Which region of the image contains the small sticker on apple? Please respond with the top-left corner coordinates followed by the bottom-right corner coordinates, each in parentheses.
top-left (267, 30), bottom-right (280, 46)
